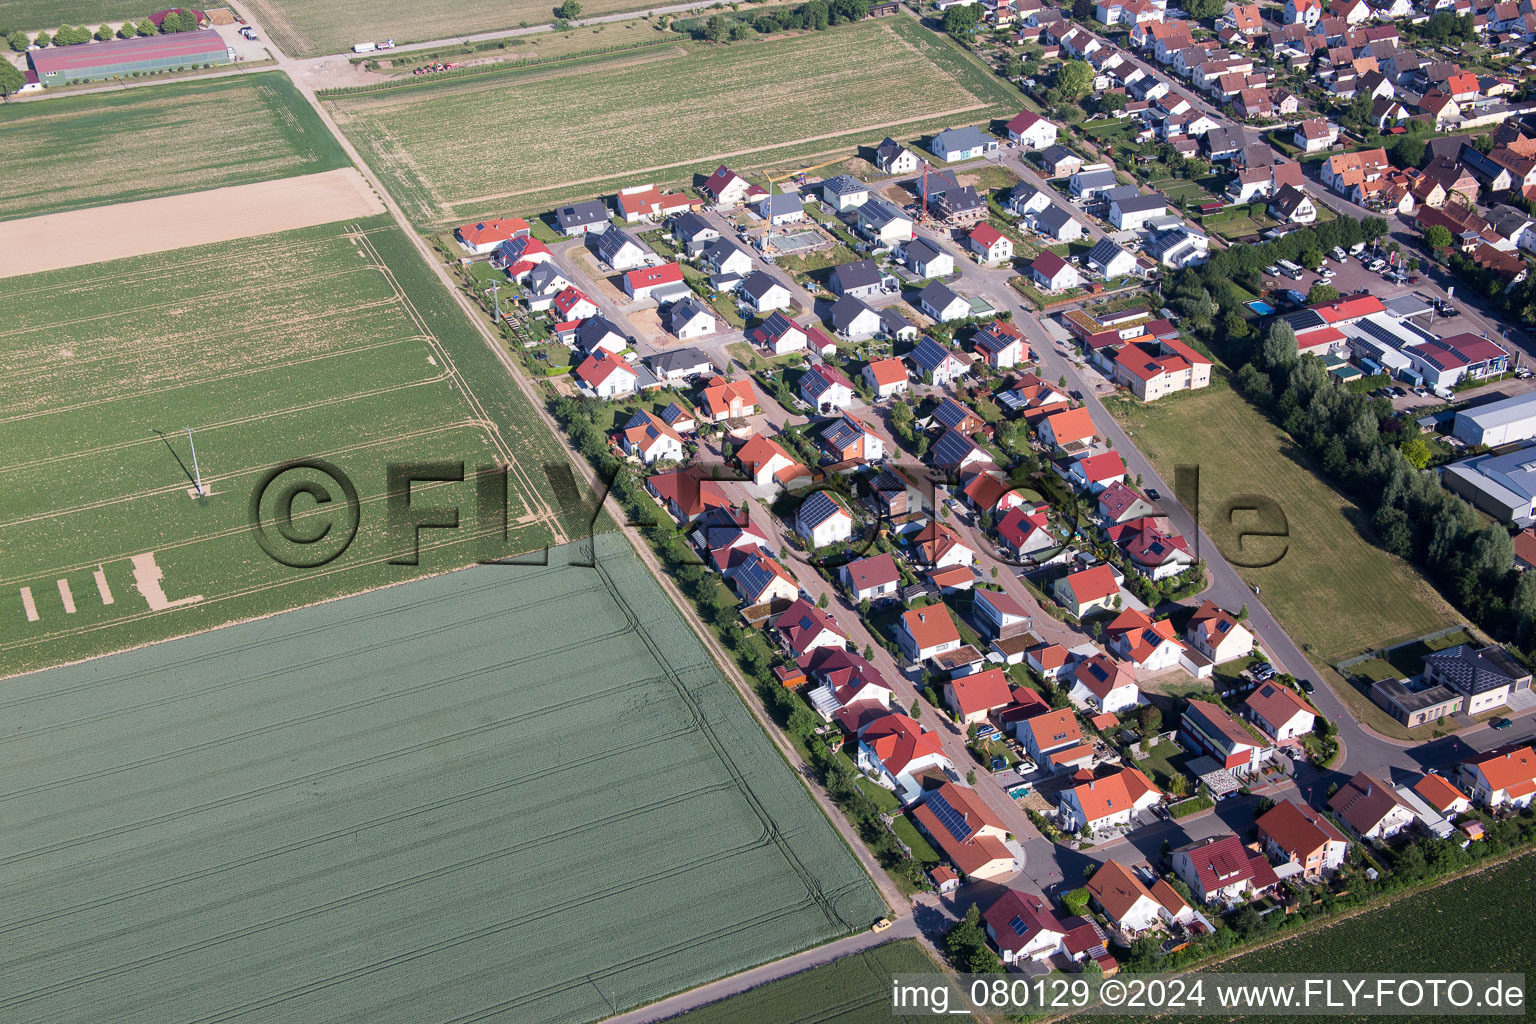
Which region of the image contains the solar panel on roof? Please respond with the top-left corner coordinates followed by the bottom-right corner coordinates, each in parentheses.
top-left (926, 790), bottom-right (975, 843)
top-left (1355, 317), bottom-right (1410, 351)
top-left (1009, 914), bottom-right (1029, 936)
top-left (1282, 309), bottom-right (1326, 332)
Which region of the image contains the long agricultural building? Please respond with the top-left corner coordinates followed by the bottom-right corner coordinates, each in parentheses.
top-left (28, 30), bottom-right (232, 85)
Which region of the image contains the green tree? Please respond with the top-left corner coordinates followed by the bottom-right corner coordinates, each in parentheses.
top-left (1056, 59), bottom-right (1092, 100)
top-left (0, 60), bottom-right (23, 101)
top-left (1072, 0), bottom-right (1094, 17)
top-left (1139, 704), bottom-right (1162, 734)
top-left (95, 24), bottom-right (114, 40)
top-left (136, 19), bottom-right (158, 36)
top-left (1307, 283), bottom-right (1340, 304)
top-left (1262, 321), bottom-right (1298, 370)
top-left (7, 30), bottom-right (27, 51)
top-left (116, 23), bottom-right (135, 37)
top-left (1061, 887), bottom-right (1091, 915)
top-left (1181, 0), bottom-right (1223, 17)
top-left (33, 31), bottom-right (51, 47)
top-left (557, 0), bottom-right (582, 16)
top-left (910, 698), bottom-right (922, 719)
top-left (1100, 91), bottom-right (1127, 114)
top-left (1300, 247), bottom-right (1324, 270)
top-left (1424, 223), bottom-right (1453, 252)
top-left (160, 11), bottom-right (199, 32)
top-left (942, 3), bottom-right (982, 35)
top-left (787, 705), bottom-right (818, 738)
top-left (702, 14), bottom-right (730, 41)
top-left (816, 590), bottom-right (829, 608)
top-left (1400, 437), bottom-right (1432, 470)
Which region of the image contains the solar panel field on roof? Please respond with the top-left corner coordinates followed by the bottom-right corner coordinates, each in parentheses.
top-left (0, 533), bottom-right (882, 1024)
top-left (925, 791), bottom-right (975, 843)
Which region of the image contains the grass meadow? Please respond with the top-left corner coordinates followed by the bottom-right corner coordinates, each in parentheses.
top-left (663, 940), bottom-right (949, 1024)
top-left (324, 17), bottom-right (1020, 225)
top-left (0, 534), bottom-right (884, 1023)
top-left (0, 214), bottom-right (587, 677)
top-left (244, 0), bottom-right (664, 57)
top-left (1107, 374), bottom-right (1457, 664)
top-left (0, 73), bottom-right (349, 221)
top-left (4, 1), bottom-right (150, 32)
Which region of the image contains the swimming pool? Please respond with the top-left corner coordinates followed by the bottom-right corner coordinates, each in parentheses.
top-left (1248, 300), bottom-right (1276, 315)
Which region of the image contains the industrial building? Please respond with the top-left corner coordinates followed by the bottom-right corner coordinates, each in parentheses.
top-left (1452, 392), bottom-right (1536, 447)
top-left (30, 30), bottom-right (233, 85)
top-left (1441, 443), bottom-right (1536, 525)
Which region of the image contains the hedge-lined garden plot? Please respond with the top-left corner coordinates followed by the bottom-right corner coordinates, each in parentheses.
top-left (0, 215), bottom-right (580, 677)
top-left (0, 534), bottom-right (881, 1024)
top-left (0, 74), bottom-right (349, 221)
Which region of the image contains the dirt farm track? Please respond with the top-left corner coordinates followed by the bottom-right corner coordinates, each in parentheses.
top-left (0, 168), bottom-right (385, 279)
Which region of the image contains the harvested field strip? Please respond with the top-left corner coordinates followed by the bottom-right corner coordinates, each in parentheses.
top-left (0, 215), bottom-right (584, 677)
top-left (0, 74), bottom-right (349, 222)
top-left (0, 168), bottom-right (384, 280)
top-left (0, 535), bottom-right (882, 1024)
top-left (325, 17), bottom-right (1018, 225)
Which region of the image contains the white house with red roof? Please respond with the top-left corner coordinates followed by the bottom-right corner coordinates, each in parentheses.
top-left (945, 667), bottom-right (1015, 724)
top-left (896, 606), bottom-right (963, 663)
top-left (613, 183), bottom-right (700, 223)
top-left (1058, 766), bottom-right (1164, 833)
top-left (1105, 609), bottom-right (1185, 672)
top-left (961, 470), bottom-right (1029, 517)
top-left (1019, 707), bottom-right (1092, 771)
top-left (735, 433), bottom-right (810, 489)
top-left (1067, 450), bottom-right (1127, 494)
top-left (966, 223), bottom-right (1015, 265)
top-left (574, 350), bottom-right (639, 399)
top-left (862, 357), bottom-right (910, 399)
top-left (1053, 563), bottom-right (1122, 617)
top-left (1282, 0), bottom-right (1322, 25)
top-left (1067, 653), bottom-right (1140, 714)
top-left (723, 549), bottom-right (798, 606)
top-left (1330, 771), bottom-right (1416, 839)
top-left (971, 588), bottom-right (1032, 639)
top-left (1412, 772), bottom-right (1472, 820)
top-left (1098, 481), bottom-right (1157, 524)
top-left (701, 165), bottom-right (766, 207)
top-left (701, 376), bottom-right (758, 422)
top-left (1027, 641), bottom-right (1070, 681)
top-left (972, 320), bottom-right (1030, 369)
top-left (748, 312), bottom-right (807, 356)
top-left (912, 520), bottom-right (976, 570)
top-left (1242, 681), bottom-right (1317, 743)
top-left (1171, 833), bottom-right (1281, 903)
top-left (1256, 799), bottom-right (1348, 878)
top-left (774, 597), bottom-right (848, 660)
top-left (623, 263), bottom-right (689, 302)
top-left (800, 646), bottom-right (892, 724)
top-left (983, 890), bottom-right (1068, 963)
top-left (1109, 336), bottom-right (1213, 401)
top-left (1184, 600), bottom-right (1253, 664)
top-left (855, 711), bottom-right (953, 804)
top-left (1005, 110), bottom-right (1060, 149)
top-left (913, 783), bottom-right (1018, 881)
top-left (551, 286), bottom-right (599, 322)
top-left (647, 466), bottom-right (730, 523)
top-left (997, 507), bottom-right (1057, 560)
top-left (1181, 699), bottom-right (1270, 775)
top-left (617, 409), bottom-right (685, 464)
top-left (490, 235), bottom-right (553, 281)
top-left (794, 491), bottom-right (854, 547)
top-left (1039, 406), bottom-right (1097, 449)
top-left (455, 216), bottom-right (530, 254)
top-left (1107, 517), bottom-right (1195, 580)
top-left (1457, 746), bottom-right (1536, 809)
top-left (840, 553), bottom-right (900, 602)
top-left (1029, 250), bottom-right (1081, 292)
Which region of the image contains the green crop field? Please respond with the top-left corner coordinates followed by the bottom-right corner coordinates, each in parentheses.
top-left (244, 0), bottom-right (664, 58)
top-left (0, 213), bottom-right (587, 678)
top-left (663, 940), bottom-right (949, 1024)
top-left (3, 1), bottom-right (150, 32)
top-left (1086, 852), bottom-right (1536, 1024)
top-left (324, 17), bottom-right (1019, 225)
top-left (0, 73), bottom-right (349, 221)
top-left (1107, 376), bottom-right (1456, 664)
top-left (0, 533), bottom-right (883, 1024)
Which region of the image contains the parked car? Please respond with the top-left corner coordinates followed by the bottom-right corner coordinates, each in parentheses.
top-left (1146, 487), bottom-right (1161, 500)
top-left (1299, 678), bottom-right (1315, 694)
top-left (1490, 716), bottom-right (1514, 730)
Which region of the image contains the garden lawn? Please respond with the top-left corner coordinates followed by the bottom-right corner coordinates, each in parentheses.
top-left (663, 940), bottom-right (951, 1024)
top-left (0, 73), bottom-right (348, 221)
top-left (0, 534), bottom-right (884, 1024)
top-left (0, 215), bottom-right (587, 677)
top-left (324, 17), bottom-right (1018, 225)
top-left (892, 815), bottom-right (943, 867)
top-left (1108, 374), bottom-right (1457, 664)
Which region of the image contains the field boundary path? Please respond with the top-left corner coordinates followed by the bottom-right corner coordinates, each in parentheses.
top-left (0, 169), bottom-right (383, 279)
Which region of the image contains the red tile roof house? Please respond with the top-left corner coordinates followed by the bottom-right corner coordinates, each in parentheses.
top-left (623, 263), bottom-right (689, 302)
top-left (1107, 517), bottom-right (1195, 581)
top-left (961, 469), bottom-right (1030, 517)
top-left (646, 465), bottom-right (731, 523)
top-left (455, 216), bottom-right (530, 254)
top-left (1171, 833), bottom-right (1281, 904)
top-left (862, 357), bottom-right (910, 399)
top-left (1179, 699), bottom-right (1270, 776)
top-left (1026, 640), bottom-right (1070, 681)
top-left (839, 552), bottom-right (900, 602)
top-left (1051, 563), bottom-right (1122, 618)
top-left (574, 350), bottom-right (639, 399)
top-left (1057, 765), bottom-right (1164, 834)
top-left (617, 409), bottom-right (685, 464)
top-left (945, 667), bottom-right (1016, 725)
top-left (983, 890), bottom-right (1069, 963)
top-left (1067, 450), bottom-right (1126, 494)
top-left (912, 783), bottom-right (1018, 881)
top-left (1038, 406), bottom-right (1097, 449)
top-left (1242, 681), bottom-right (1317, 743)
top-left (1329, 771), bottom-right (1417, 840)
top-left (895, 606), bottom-right (963, 664)
top-left (700, 165), bottom-right (767, 207)
top-left (700, 375), bottom-right (759, 422)
top-left (802, 645), bottom-right (894, 723)
top-left (1067, 653), bottom-right (1140, 714)
top-left (734, 432), bottom-right (810, 489)
top-left (1184, 600), bottom-right (1253, 664)
top-left (1104, 609), bottom-right (1185, 673)
top-left (966, 223), bottom-right (1015, 265)
top-left (1412, 773), bottom-right (1472, 821)
top-left (773, 597), bottom-right (848, 660)
top-left (1088, 859), bottom-right (1196, 937)
top-left (854, 711), bottom-right (953, 804)
top-left (997, 507), bottom-right (1056, 561)
top-left (1456, 746), bottom-right (1536, 809)
top-left (1018, 706), bottom-right (1086, 767)
top-left (1256, 799), bottom-right (1348, 879)
top-left (1029, 250), bottom-right (1081, 292)
top-left (972, 319), bottom-right (1031, 369)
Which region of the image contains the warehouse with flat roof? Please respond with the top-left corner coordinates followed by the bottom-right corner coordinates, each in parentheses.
top-left (29, 30), bottom-right (232, 85)
top-left (1453, 392), bottom-right (1536, 447)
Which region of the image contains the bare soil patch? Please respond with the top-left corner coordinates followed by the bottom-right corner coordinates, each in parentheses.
top-left (0, 169), bottom-right (384, 279)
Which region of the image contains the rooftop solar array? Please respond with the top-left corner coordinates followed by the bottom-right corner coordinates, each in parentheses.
top-left (925, 790), bottom-right (975, 843)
